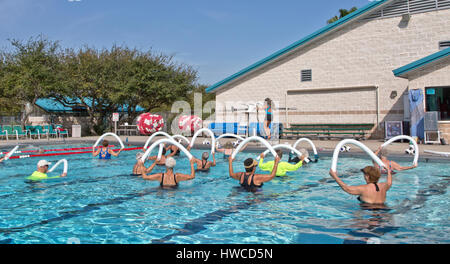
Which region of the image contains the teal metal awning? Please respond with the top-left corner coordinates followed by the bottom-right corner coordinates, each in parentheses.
top-left (35, 98), bottom-right (145, 113)
top-left (393, 47), bottom-right (450, 79)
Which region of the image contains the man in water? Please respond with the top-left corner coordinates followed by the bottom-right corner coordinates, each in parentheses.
top-left (228, 155), bottom-right (280, 191)
top-left (329, 166), bottom-right (392, 204)
top-left (92, 140), bottom-right (122, 159)
top-left (373, 147), bottom-right (417, 174)
top-left (259, 149), bottom-right (305, 177)
top-left (27, 160), bottom-right (67, 181)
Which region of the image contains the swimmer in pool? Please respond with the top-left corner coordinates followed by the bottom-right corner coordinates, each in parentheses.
top-left (259, 149), bottom-right (305, 177)
top-left (228, 155), bottom-right (280, 191)
top-left (0, 156), bottom-right (4, 163)
top-left (192, 151), bottom-right (216, 172)
top-left (92, 140), bottom-right (122, 159)
top-left (148, 145), bottom-right (167, 166)
top-left (216, 141), bottom-right (234, 159)
top-left (27, 160), bottom-right (67, 181)
top-left (329, 166), bottom-right (392, 204)
top-left (141, 157), bottom-right (196, 188)
top-left (165, 144), bottom-right (180, 157)
top-left (373, 147), bottom-right (417, 174)
top-left (131, 152), bottom-right (153, 176)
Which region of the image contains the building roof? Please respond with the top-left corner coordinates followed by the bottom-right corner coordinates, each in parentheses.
top-left (206, 0), bottom-right (393, 93)
top-left (393, 47), bottom-right (450, 78)
top-left (35, 98), bottom-right (146, 113)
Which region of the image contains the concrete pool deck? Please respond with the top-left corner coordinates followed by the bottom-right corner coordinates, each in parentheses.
top-left (1, 135), bottom-right (449, 162)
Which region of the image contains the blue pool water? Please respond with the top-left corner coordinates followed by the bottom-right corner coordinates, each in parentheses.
top-left (0, 143), bottom-right (448, 244)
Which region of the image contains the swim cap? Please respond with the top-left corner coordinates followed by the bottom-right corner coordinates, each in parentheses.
top-left (299, 148), bottom-right (309, 158)
top-left (136, 152), bottom-right (144, 160)
top-left (202, 152), bottom-right (209, 160)
top-left (165, 157), bottom-right (176, 168)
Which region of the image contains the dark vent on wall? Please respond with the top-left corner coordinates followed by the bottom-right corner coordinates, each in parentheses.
top-left (363, 0), bottom-right (450, 21)
top-left (301, 69), bottom-right (312, 82)
top-left (440, 41), bottom-right (450, 50)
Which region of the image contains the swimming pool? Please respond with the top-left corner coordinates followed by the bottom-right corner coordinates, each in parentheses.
top-left (0, 143), bottom-right (448, 244)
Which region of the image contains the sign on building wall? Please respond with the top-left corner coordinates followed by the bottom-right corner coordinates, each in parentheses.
top-left (385, 121), bottom-right (403, 140)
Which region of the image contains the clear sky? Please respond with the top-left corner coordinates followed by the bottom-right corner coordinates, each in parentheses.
top-left (0, 0), bottom-right (374, 86)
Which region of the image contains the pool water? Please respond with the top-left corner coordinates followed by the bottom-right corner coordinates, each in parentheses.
top-left (0, 143), bottom-right (448, 244)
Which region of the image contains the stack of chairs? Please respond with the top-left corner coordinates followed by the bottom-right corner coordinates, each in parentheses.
top-left (0, 124), bottom-right (70, 141)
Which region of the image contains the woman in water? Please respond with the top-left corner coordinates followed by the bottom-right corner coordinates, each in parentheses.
top-left (165, 144), bottom-right (180, 157)
top-left (258, 98), bottom-right (273, 140)
top-left (192, 152), bottom-right (216, 172)
top-left (373, 147), bottom-right (417, 174)
top-left (131, 152), bottom-right (154, 176)
top-left (329, 166), bottom-right (392, 204)
top-left (216, 141), bottom-right (235, 159)
top-left (141, 157), bottom-right (196, 188)
top-left (148, 145), bottom-right (168, 166)
top-left (92, 140), bottom-right (122, 159)
top-left (228, 155), bottom-right (280, 191)
top-left (0, 156), bottom-right (5, 163)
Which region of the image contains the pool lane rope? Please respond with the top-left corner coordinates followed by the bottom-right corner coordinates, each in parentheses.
top-left (143, 131), bottom-right (174, 150)
top-left (190, 128), bottom-right (216, 154)
top-left (1, 145), bottom-right (116, 155)
top-left (93, 133), bottom-right (125, 150)
top-left (7, 147), bottom-right (142, 160)
top-left (3, 145), bottom-right (19, 161)
top-left (381, 135), bottom-right (419, 166)
top-left (142, 138), bottom-right (193, 163)
top-left (231, 136), bottom-right (278, 160)
top-left (331, 139), bottom-right (386, 173)
top-left (48, 159), bottom-right (68, 175)
top-left (257, 144), bottom-right (303, 161)
top-left (292, 138), bottom-right (319, 162)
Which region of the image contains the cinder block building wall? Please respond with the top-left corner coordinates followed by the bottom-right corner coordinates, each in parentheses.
top-left (208, 0), bottom-right (450, 140)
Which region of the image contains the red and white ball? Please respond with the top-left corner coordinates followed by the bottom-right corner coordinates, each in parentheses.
top-left (136, 113), bottom-right (164, 135)
top-left (178, 115), bottom-right (202, 133)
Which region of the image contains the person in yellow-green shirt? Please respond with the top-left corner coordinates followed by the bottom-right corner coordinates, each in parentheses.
top-left (27, 160), bottom-right (67, 181)
top-left (259, 149), bottom-right (305, 177)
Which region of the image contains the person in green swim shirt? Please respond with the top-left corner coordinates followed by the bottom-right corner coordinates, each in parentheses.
top-left (258, 149), bottom-right (305, 177)
top-left (27, 160), bottom-right (67, 181)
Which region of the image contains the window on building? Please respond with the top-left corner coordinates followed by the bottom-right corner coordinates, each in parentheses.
top-left (425, 87), bottom-right (450, 120)
top-left (301, 69), bottom-right (312, 82)
top-left (439, 41), bottom-right (450, 50)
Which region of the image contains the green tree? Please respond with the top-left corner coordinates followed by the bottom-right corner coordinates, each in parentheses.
top-left (0, 36), bottom-right (61, 125)
top-left (327, 7), bottom-right (358, 24)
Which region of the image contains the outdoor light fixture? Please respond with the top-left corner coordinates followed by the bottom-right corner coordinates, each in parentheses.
top-left (402, 14), bottom-right (411, 22)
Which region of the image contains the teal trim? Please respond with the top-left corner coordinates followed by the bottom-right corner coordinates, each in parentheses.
top-left (393, 47), bottom-right (450, 78)
top-left (206, 0), bottom-right (391, 93)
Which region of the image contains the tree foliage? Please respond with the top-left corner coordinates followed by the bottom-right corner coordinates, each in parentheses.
top-left (0, 36), bottom-right (200, 135)
top-left (327, 7), bottom-right (358, 24)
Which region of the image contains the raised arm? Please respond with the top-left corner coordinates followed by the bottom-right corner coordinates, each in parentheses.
top-left (212, 152), bottom-right (216, 167)
top-left (109, 148), bottom-right (122, 157)
top-left (176, 158), bottom-right (196, 182)
top-left (385, 167), bottom-right (393, 191)
top-left (284, 155), bottom-right (305, 171)
top-left (141, 160), bottom-right (161, 181)
top-left (257, 156), bottom-right (281, 183)
top-left (228, 157), bottom-right (241, 180)
top-left (329, 170), bottom-right (364, 195)
top-left (390, 161), bottom-right (417, 171)
top-left (92, 149), bottom-right (100, 157)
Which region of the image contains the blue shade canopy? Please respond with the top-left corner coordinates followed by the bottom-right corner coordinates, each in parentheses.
top-left (35, 98), bottom-right (145, 113)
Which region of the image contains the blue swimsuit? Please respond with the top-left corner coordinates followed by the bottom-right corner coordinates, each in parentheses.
top-left (99, 148), bottom-right (111, 160)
